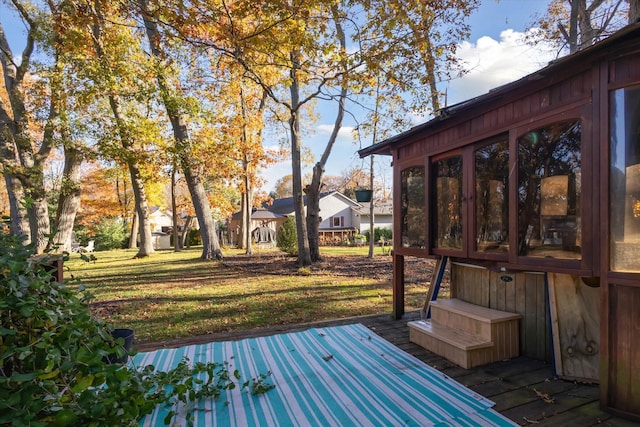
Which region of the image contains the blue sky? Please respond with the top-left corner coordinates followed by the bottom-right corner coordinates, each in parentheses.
top-left (0, 1), bottom-right (556, 194)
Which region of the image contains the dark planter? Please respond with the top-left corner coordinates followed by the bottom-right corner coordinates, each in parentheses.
top-left (105, 328), bottom-right (134, 364)
top-left (355, 189), bottom-right (373, 202)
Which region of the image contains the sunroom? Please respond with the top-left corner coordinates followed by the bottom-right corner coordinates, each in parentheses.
top-left (360, 22), bottom-right (640, 421)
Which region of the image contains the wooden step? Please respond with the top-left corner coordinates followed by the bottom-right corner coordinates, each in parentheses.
top-left (408, 320), bottom-right (493, 369)
top-left (430, 299), bottom-right (522, 340)
top-left (431, 298), bottom-right (522, 323)
top-left (409, 299), bottom-right (523, 369)
top-left (408, 320), bottom-right (492, 350)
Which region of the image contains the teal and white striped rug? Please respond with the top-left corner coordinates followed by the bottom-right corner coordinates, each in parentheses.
top-left (133, 323), bottom-right (516, 426)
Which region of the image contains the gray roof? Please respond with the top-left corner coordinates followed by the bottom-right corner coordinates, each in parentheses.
top-left (231, 208), bottom-right (286, 220)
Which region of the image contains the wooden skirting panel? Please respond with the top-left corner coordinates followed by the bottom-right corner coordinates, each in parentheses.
top-left (451, 263), bottom-right (551, 361)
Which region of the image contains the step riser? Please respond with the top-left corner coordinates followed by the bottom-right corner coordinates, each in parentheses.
top-left (410, 327), bottom-right (495, 369)
top-left (409, 322), bottom-right (520, 369)
top-left (431, 306), bottom-right (492, 339)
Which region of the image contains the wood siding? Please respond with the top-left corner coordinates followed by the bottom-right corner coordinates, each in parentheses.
top-left (604, 282), bottom-right (640, 419)
top-left (451, 263), bottom-right (550, 361)
top-left (396, 71), bottom-right (592, 163)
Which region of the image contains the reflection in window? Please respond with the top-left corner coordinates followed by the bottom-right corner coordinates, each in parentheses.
top-left (610, 85), bottom-right (640, 272)
top-left (433, 156), bottom-right (463, 250)
top-left (475, 140), bottom-right (509, 254)
top-left (401, 167), bottom-right (425, 248)
top-left (517, 120), bottom-right (581, 259)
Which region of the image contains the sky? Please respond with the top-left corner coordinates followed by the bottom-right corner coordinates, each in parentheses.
top-left (0, 1), bottom-right (558, 194)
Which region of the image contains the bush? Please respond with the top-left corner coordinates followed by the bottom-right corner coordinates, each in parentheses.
top-left (0, 229), bottom-right (273, 426)
top-left (365, 227), bottom-right (393, 243)
top-left (276, 216), bottom-right (298, 255)
top-left (188, 228), bottom-right (202, 246)
top-left (94, 217), bottom-right (128, 250)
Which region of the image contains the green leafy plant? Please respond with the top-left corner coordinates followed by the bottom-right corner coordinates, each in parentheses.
top-left (0, 228), bottom-right (274, 427)
top-left (365, 227), bottom-right (392, 243)
top-left (276, 216), bottom-right (298, 255)
top-left (94, 217), bottom-right (128, 250)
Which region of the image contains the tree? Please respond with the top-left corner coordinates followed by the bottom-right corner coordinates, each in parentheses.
top-left (139, 0), bottom-right (223, 260)
top-left (271, 174), bottom-right (294, 199)
top-left (162, 0), bottom-right (479, 265)
top-left (0, 5), bottom-right (60, 253)
top-left (80, 0), bottom-right (158, 258)
top-left (529, 0), bottom-right (639, 54)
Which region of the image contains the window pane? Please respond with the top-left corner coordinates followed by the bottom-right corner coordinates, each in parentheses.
top-left (517, 120), bottom-right (581, 259)
top-left (610, 85), bottom-right (640, 272)
top-left (433, 156), bottom-right (463, 250)
top-left (475, 140), bottom-right (509, 253)
top-left (401, 167), bottom-right (425, 248)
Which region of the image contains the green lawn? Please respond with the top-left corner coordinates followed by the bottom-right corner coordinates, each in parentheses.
top-left (65, 247), bottom-right (426, 343)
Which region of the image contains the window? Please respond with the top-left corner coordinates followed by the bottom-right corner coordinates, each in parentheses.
top-left (517, 119), bottom-right (582, 259)
top-left (475, 139), bottom-right (509, 254)
top-left (432, 155), bottom-right (463, 250)
top-left (331, 216), bottom-right (343, 227)
top-left (610, 85), bottom-right (640, 272)
top-left (400, 167), bottom-right (425, 248)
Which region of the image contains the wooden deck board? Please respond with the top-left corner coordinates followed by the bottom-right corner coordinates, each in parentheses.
top-left (133, 310), bottom-right (630, 426)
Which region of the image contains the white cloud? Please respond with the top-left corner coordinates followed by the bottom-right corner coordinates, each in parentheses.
top-left (316, 124), bottom-right (355, 140)
top-left (446, 29), bottom-right (558, 106)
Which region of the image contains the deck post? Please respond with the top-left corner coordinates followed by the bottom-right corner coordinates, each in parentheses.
top-left (392, 252), bottom-right (405, 319)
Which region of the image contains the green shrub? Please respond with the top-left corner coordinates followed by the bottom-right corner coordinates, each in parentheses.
top-left (365, 227), bottom-right (392, 243)
top-left (0, 229), bottom-right (273, 426)
top-left (188, 228), bottom-right (202, 246)
top-left (277, 216), bottom-right (298, 255)
top-left (94, 217), bottom-right (128, 250)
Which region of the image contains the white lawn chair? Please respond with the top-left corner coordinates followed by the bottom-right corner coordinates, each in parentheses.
top-left (80, 240), bottom-right (95, 253)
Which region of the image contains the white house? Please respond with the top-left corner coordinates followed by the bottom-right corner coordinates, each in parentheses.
top-left (355, 200), bottom-right (393, 236)
top-left (149, 207), bottom-right (173, 233)
top-left (270, 192), bottom-right (359, 245)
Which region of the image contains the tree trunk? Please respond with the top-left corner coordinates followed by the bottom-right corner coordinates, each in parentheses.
top-left (3, 173), bottom-right (29, 240)
top-left (569, 0), bottom-right (581, 53)
top-left (631, 0), bottom-right (640, 23)
top-left (367, 154), bottom-right (375, 259)
top-left (171, 168), bottom-right (181, 251)
top-left (51, 141), bottom-right (83, 252)
top-left (304, 8), bottom-right (347, 263)
top-left (240, 167), bottom-right (253, 254)
top-left (289, 50), bottom-right (311, 266)
top-left (27, 193), bottom-right (50, 253)
top-left (128, 159), bottom-right (154, 257)
top-left (0, 127), bottom-right (29, 240)
top-left (141, 5), bottom-right (221, 260)
top-left (181, 215), bottom-right (192, 248)
top-left (129, 210), bottom-right (138, 248)
top-left (306, 164), bottom-right (322, 262)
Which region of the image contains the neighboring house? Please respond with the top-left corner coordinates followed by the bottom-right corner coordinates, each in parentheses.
top-left (355, 200), bottom-right (393, 236)
top-left (228, 191), bottom-right (392, 246)
top-left (359, 23), bottom-right (640, 420)
top-left (148, 207), bottom-right (172, 249)
top-left (149, 207), bottom-right (173, 233)
top-left (267, 191), bottom-right (362, 245)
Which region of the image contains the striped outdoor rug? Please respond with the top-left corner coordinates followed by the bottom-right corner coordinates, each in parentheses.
top-left (133, 323), bottom-right (516, 426)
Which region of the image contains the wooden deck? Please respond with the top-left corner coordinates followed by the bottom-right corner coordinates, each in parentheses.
top-left (135, 311), bottom-right (636, 427)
